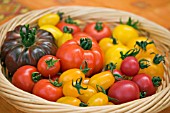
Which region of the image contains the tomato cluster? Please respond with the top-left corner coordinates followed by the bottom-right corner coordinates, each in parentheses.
top-left (1, 12), bottom-right (165, 106)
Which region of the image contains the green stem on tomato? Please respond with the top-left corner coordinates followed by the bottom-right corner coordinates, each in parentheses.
top-left (95, 22), bottom-right (103, 31)
top-left (135, 40), bottom-right (154, 51)
top-left (80, 60), bottom-right (91, 74)
top-left (80, 38), bottom-right (92, 50)
top-left (120, 48), bottom-right (140, 60)
top-left (152, 76), bottom-right (162, 87)
top-left (111, 36), bottom-right (118, 44)
top-left (49, 78), bottom-right (62, 87)
top-left (57, 11), bottom-right (64, 21)
top-left (151, 53), bottom-right (165, 64)
top-left (65, 16), bottom-right (78, 25)
top-left (139, 59), bottom-right (150, 69)
top-left (32, 72), bottom-right (41, 82)
top-left (79, 102), bottom-right (88, 107)
top-left (140, 91), bottom-right (147, 98)
top-left (45, 58), bottom-right (59, 69)
top-left (63, 26), bottom-right (73, 34)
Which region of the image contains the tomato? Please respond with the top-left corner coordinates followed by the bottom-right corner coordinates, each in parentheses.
top-left (33, 79), bottom-right (63, 102)
top-left (40, 25), bottom-right (63, 44)
top-left (57, 96), bottom-right (81, 106)
top-left (108, 102), bottom-right (114, 105)
top-left (59, 68), bottom-right (85, 85)
top-left (112, 24), bottom-right (138, 45)
top-left (63, 78), bottom-right (88, 97)
top-left (73, 32), bottom-right (97, 43)
top-left (138, 54), bottom-right (164, 79)
top-left (108, 80), bottom-right (140, 104)
top-left (83, 22), bottom-right (112, 42)
top-left (99, 37), bottom-right (123, 53)
top-left (113, 69), bottom-right (124, 81)
top-left (56, 16), bottom-right (81, 35)
top-left (104, 45), bottom-right (129, 70)
top-left (120, 56), bottom-right (140, 76)
top-left (38, 13), bottom-right (60, 27)
top-left (57, 26), bottom-right (73, 47)
top-left (78, 85), bottom-right (97, 103)
top-left (83, 77), bottom-right (90, 85)
top-left (12, 65), bottom-right (40, 93)
top-left (132, 73), bottom-right (156, 97)
top-left (56, 37), bottom-right (104, 77)
top-left (37, 55), bottom-right (60, 78)
top-left (89, 71), bottom-right (115, 90)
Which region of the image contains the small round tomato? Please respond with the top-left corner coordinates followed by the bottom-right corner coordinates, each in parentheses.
top-left (12, 65), bottom-right (40, 93)
top-left (112, 24), bottom-right (138, 45)
top-left (56, 16), bottom-right (81, 35)
top-left (37, 55), bottom-right (60, 78)
top-left (84, 22), bottom-right (112, 42)
top-left (38, 13), bottom-right (60, 27)
top-left (87, 92), bottom-right (108, 106)
top-left (132, 73), bottom-right (156, 97)
top-left (73, 32), bottom-right (97, 43)
top-left (113, 69), bottom-right (124, 81)
top-left (120, 56), bottom-right (140, 76)
top-left (108, 80), bottom-right (140, 104)
top-left (57, 96), bottom-right (81, 106)
top-left (33, 79), bottom-right (63, 102)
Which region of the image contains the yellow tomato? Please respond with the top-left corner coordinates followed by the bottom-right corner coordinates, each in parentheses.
top-left (87, 92), bottom-right (108, 106)
top-left (108, 102), bottom-right (114, 105)
top-left (59, 68), bottom-right (85, 85)
top-left (57, 96), bottom-right (81, 106)
top-left (105, 45), bottom-right (129, 69)
top-left (83, 77), bottom-right (90, 85)
top-left (89, 71), bottom-right (115, 90)
top-left (99, 37), bottom-right (123, 53)
top-left (78, 85), bottom-right (97, 103)
top-left (40, 25), bottom-right (63, 44)
top-left (38, 14), bottom-right (60, 27)
top-left (112, 24), bottom-right (138, 45)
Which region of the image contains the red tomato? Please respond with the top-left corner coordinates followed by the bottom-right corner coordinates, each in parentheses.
top-left (120, 56), bottom-right (140, 76)
top-left (113, 69), bottom-right (124, 81)
top-left (108, 80), bottom-right (140, 104)
top-left (132, 73), bottom-right (156, 97)
top-left (12, 65), bottom-right (40, 93)
top-left (83, 22), bottom-right (112, 42)
top-left (37, 55), bottom-right (60, 78)
top-left (56, 37), bottom-right (104, 77)
top-left (73, 32), bottom-right (97, 43)
top-left (33, 79), bottom-right (63, 102)
top-left (56, 16), bottom-right (81, 35)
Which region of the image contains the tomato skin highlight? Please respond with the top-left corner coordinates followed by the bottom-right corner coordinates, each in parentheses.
top-left (57, 96), bottom-right (81, 106)
top-left (108, 80), bottom-right (140, 104)
top-left (12, 65), bottom-right (38, 93)
top-left (132, 73), bottom-right (156, 97)
top-left (120, 56), bottom-right (140, 76)
top-left (33, 79), bottom-right (63, 102)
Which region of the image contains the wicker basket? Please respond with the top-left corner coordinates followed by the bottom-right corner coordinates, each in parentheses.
top-left (0, 6), bottom-right (170, 113)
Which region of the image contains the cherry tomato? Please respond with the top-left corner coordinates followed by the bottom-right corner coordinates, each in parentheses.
top-left (132, 73), bottom-right (156, 97)
top-left (33, 79), bottom-right (63, 102)
top-left (84, 22), bottom-right (112, 42)
top-left (108, 80), bottom-right (140, 104)
top-left (12, 65), bottom-right (40, 93)
top-left (120, 56), bottom-right (140, 76)
top-left (73, 32), bottom-right (97, 43)
top-left (112, 24), bottom-right (138, 45)
top-left (57, 96), bottom-right (81, 106)
top-left (37, 55), bottom-right (60, 78)
top-left (56, 16), bottom-right (81, 35)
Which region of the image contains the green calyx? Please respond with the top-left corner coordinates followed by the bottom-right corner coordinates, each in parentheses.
top-left (65, 16), bottom-right (78, 25)
top-left (120, 48), bottom-right (140, 60)
top-left (80, 61), bottom-right (91, 74)
top-left (63, 26), bottom-right (73, 33)
top-left (139, 59), bottom-right (150, 69)
top-left (80, 38), bottom-right (92, 50)
top-left (57, 11), bottom-right (64, 21)
top-left (79, 102), bottom-right (88, 107)
top-left (49, 78), bottom-right (62, 87)
top-left (104, 62), bottom-right (116, 72)
top-left (20, 24), bottom-right (36, 48)
top-left (45, 58), bottom-right (59, 69)
top-left (152, 53), bottom-right (165, 64)
top-left (120, 17), bottom-right (139, 30)
top-left (72, 77), bottom-right (88, 95)
top-left (140, 91), bottom-right (147, 98)
top-left (111, 36), bottom-right (118, 44)
top-left (135, 40), bottom-right (154, 51)
top-left (95, 22), bottom-right (103, 31)
top-left (32, 72), bottom-right (41, 82)
top-left (152, 76), bottom-right (162, 87)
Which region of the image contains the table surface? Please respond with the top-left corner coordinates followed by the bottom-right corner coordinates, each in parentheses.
top-left (0, 0), bottom-right (170, 113)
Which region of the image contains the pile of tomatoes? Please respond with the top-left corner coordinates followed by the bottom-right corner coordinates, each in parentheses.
top-left (2, 12), bottom-right (165, 107)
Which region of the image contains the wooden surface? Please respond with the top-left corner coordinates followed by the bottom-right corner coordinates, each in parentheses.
top-left (0, 0), bottom-right (170, 113)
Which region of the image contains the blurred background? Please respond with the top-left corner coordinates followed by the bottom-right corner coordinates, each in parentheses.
top-left (0, 0), bottom-right (170, 113)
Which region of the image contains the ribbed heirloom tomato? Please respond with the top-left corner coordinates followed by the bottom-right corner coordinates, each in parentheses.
top-left (56, 36), bottom-right (104, 77)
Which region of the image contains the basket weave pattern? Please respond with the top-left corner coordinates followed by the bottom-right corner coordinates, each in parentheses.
top-left (0, 6), bottom-right (170, 113)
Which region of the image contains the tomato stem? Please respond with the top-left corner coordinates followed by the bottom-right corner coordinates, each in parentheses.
top-left (139, 59), bottom-right (150, 69)
top-left (152, 76), bottom-right (162, 87)
top-left (95, 22), bottom-right (103, 31)
top-left (135, 39), bottom-right (154, 51)
top-left (57, 11), bottom-right (64, 21)
top-left (63, 26), bottom-right (73, 34)
top-left (140, 91), bottom-right (147, 98)
top-left (45, 58), bottom-right (59, 69)
top-left (80, 61), bottom-right (91, 74)
top-left (111, 36), bottom-right (118, 44)
top-left (79, 102), bottom-right (88, 107)
top-left (120, 17), bottom-right (139, 30)
top-left (72, 77), bottom-right (88, 95)
top-left (49, 78), bottom-right (62, 87)
top-left (32, 72), bottom-right (41, 82)
top-left (120, 48), bottom-right (140, 60)
top-left (80, 38), bottom-right (92, 50)
top-left (151, 53), bottom-right (165, 64)
top-left (20, 25), bottom-right (36, 48)
top-left (65, 16), bottom-right (78, 25)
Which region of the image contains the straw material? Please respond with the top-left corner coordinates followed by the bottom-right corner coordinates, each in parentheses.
top-left (0, 6), bottom-right (170, 113)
